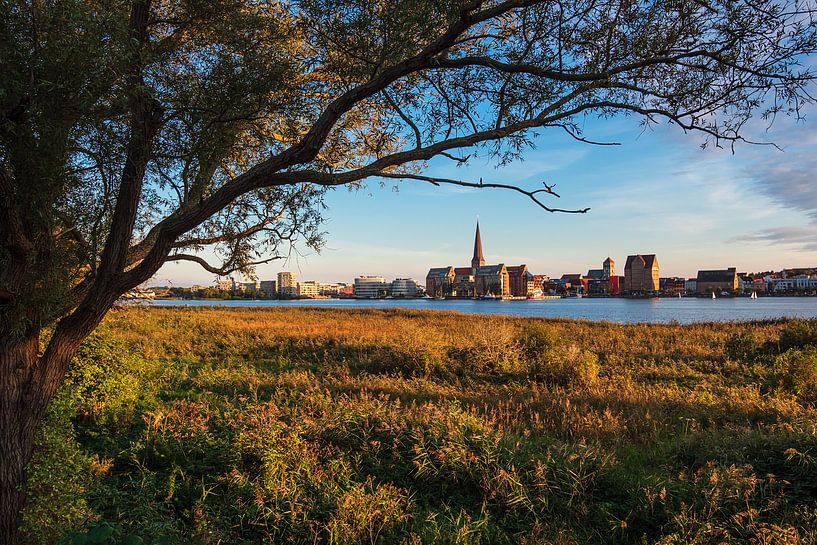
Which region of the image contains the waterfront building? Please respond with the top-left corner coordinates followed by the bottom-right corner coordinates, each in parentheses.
top-left (238, 281), bottom-right (259, 293)
top-left (696, 268), bottom-right (738, 294)
top-left (624, 254), bottom-right (660, 294)
top-left (603, 257), bottom-right (615, 278)
top-left (507, 265), bottom-right (535, 297)
top-left (560, 273), bottom-right (586, 295)
top-left (391, 278), bottom-right (420, 297)
top-left (338, 284), bottom-right (355, 297)
top-left (277, 271), bottom-right (298, 297)
top-left (772, 275), bottom-right (817, 292)
top-left (319, 282), bottom-right (350, 296)
top-left (354, 275), bottom-right (389, 298)
top-left (260, 280), bottom-right (276, 296)
top-left (662, 277), bottom-right (686, 296)
top-left (476, 264), bottom-right (510, 297)
top-left (215, 278), bottom-right (234, 291)
top-left (685, 279), bottom-right (698, 293)
top-left (426, 267), bottom-right (455, 298)
top-left (297, 280), bottom-right (320, 298)
top-left (452, 267), bottom-right (475, 297)
top-left (425, 221), bottom-right (516, 298)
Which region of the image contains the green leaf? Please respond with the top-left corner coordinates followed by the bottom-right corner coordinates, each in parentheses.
top-left (88, 523), bottom-right (114, 543)
top-left (64, 532), bottom-right (90, 545)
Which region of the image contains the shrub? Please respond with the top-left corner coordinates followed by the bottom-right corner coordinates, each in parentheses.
top-left (778, 320), bottom-right (817, 352)
top-left (63, 334), bottom-right (141, 426)
top-left (773, 347), bottom-right (817, 403)
top-left (532, 344), bottom-right (600, 387)
top-left (326, 479), bottom-right (411, 544)
top-left (724, 331), bottom-right (759, 363)
top-left (453, 321), bottom-right (523, 375)
top-left (518, 323), bottom-right (557, 359)
top-left (22, 396), bottom-right (97, 544)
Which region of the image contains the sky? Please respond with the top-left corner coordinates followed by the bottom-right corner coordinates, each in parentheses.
top-left (152, 109), bottom-right (817, 286)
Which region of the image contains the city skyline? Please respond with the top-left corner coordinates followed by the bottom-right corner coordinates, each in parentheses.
top-left (152, 111), bottom-right (817, 287)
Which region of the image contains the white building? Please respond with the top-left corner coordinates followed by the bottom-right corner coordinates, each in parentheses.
top-left (684, 279), bottom-right (697, 293)
top-left (297, 281), bottom-right (320, 298)
top-left (354, 276), bottom-right (389, 299)
top-left (319, 282), bottom-right (347, 295)
top-left (215, 278), bottom-right (234, 291)
top-left (390, 278), bottom-right (420, 298)
top-left (277, 271), bottom-right (298, 297)
top-left (773, 275), bottom-right (817, 292)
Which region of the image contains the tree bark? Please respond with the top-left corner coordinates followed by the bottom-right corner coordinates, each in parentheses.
top-left (0, 334), bottom-right (40, 545)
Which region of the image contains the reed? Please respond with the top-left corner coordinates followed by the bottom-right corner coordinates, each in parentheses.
top-left (24, 307), bottom-right (817, 545)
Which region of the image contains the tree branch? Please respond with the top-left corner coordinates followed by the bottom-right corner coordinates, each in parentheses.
top-left (378, 172), bottom-right (589, 213)
top-left (164, 253), bottom-right (284, 275)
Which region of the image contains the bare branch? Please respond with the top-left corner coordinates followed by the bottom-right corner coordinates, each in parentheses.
top-left (377, 172), bottom-right (589, 214)
top-left (164, 253), bottom-right (284, 275)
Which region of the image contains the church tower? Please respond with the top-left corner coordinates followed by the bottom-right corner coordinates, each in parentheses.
top-left (471, 220), bottom-right (485, 272)
top-left (603, 257), bottom-right (615, 279)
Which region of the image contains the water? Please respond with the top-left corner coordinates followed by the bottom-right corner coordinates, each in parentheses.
top-left (146, 297), bottom-right (817, 324)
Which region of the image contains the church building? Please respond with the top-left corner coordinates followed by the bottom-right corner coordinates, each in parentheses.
top-left (427, 221), bottom-right (527, 298)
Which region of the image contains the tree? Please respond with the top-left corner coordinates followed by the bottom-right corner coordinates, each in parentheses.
top-left (1, 0), bottom-right (815, 541)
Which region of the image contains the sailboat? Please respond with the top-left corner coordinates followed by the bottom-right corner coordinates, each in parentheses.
top-left (711, 291), bottom-right (716, 299)
top-left (751, 291), bottom-right (758, 299)
top-left (677, 293), bottom-right (682, 299)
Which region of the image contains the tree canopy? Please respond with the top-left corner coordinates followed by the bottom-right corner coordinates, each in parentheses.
top-left (2, 0), bottom-right (816, 336)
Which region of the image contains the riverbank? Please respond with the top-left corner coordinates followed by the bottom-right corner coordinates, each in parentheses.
top-left (24, 307), bottom-right (817, 544)
top-left (142, 295), bottom-right (817, 324)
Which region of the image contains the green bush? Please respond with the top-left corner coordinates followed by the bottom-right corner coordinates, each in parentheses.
top-left (724, 331), bottom-right (759, 363)
top-left (778, 320), bottom-right (817, 352)
top-left (22, 396), bottom-right (97, 544)
top-left (531, 344), bottom-right (600, 387)
top-left (773, 347), bottom-right (817, 403)
top-left (518, 323), bottom-right (557, 359)
top-left (63, 334), bottom-right (141, 426)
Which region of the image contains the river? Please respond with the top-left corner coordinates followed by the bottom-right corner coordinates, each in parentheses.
top-left (145, 296), bottom-right (817, 324)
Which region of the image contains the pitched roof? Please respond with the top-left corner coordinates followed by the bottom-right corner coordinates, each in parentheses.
top-left (642, 254), bottom-right (658, 268)
top-left (506, 264), bottom-right (528, 276)
top-left (625, 254), bottom-right (658, 269)
top-left (586, 269), bottom-right (605, 279)
top-left (453, 267), bottom-right (472, 275)
top-left (427, 267), bottom-right (454, 278)
top-left (476, 264), bottom-right (506, 275)
top-left (604, 257), bottom-right (614, 264)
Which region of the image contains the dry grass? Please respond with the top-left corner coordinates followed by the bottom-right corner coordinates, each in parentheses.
top-left (31, 306), bottom-right (817, 544)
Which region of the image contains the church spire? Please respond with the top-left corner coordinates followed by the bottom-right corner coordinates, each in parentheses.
top-left (471, 220), bottom-right (485, 270)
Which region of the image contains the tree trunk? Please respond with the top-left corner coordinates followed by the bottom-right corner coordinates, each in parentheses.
top-left (0, 335), bottom-right (41, 545)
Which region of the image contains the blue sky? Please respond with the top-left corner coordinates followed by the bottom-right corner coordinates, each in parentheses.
top-left (154, 110), bottom-right (817, 286)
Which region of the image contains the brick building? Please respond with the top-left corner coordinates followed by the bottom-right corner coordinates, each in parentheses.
top-left (624, 254), bottom-right (660, 294)
top-left (696, 268), bottom-right (738, 294)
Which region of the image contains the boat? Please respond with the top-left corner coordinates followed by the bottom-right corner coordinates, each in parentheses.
top-left (677, 293), bottom-right (682, 299)
top-left (751, 291), bottom-right (758, 299)
top-left (711, 292), bottom-right (716, 299)
top-left (479, 294), bottom-right (498, 300)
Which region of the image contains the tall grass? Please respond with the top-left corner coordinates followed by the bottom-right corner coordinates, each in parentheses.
top-left (24, 307), bottom-right (817, 544)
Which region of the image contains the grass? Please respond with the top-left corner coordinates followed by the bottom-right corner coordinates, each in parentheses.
top-left (23, 306), bottom-right (817, 544)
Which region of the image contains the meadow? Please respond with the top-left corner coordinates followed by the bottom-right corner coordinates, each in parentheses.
top-left (24, 307), bottom-right (817, 544)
